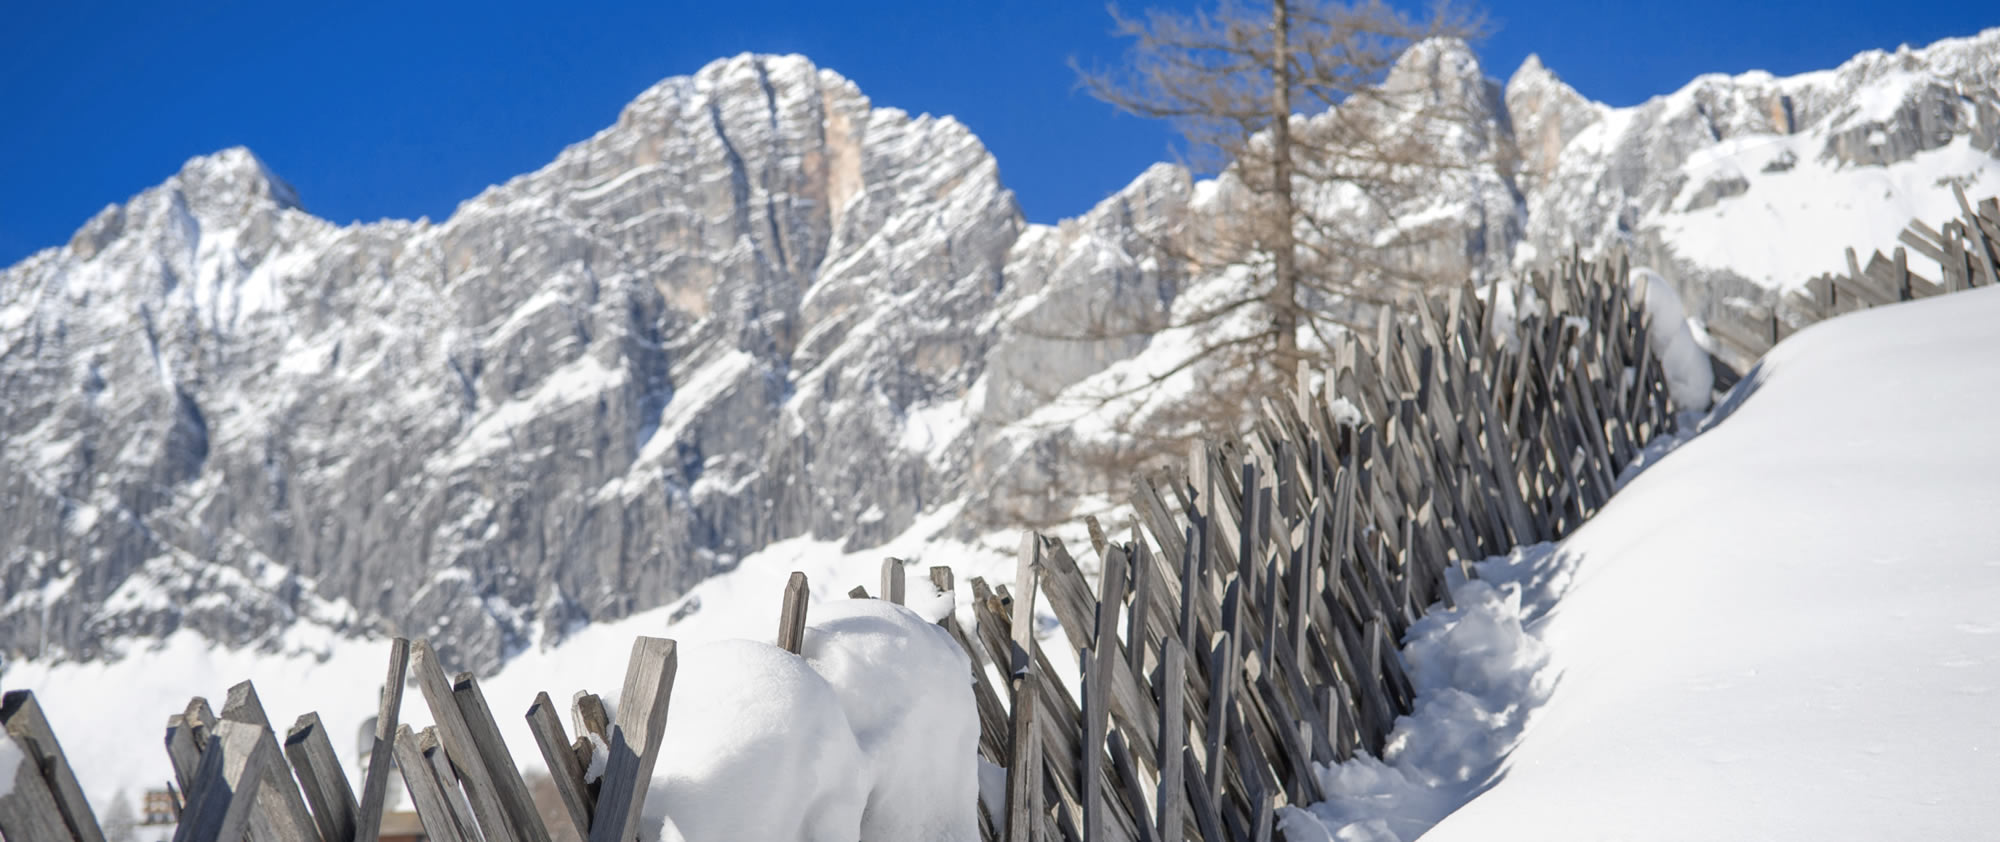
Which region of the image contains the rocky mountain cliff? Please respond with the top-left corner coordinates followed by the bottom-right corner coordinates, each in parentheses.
top-left (3, 31), bottom-right (1996, 671)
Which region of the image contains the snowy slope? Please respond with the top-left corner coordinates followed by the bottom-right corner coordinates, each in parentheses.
top-left (1399, 286), bottom-right (2000, 838)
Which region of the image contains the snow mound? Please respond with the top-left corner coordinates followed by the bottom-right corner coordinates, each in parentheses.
top-left (1630, 267), bottom-right (1714, 411)
top-left (640, 639), bottom-right (868, 842)
top-left (803, 599), bottom-right (980, 842)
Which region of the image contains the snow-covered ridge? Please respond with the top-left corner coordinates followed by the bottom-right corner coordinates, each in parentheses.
top-left (1510, 27), bottom-right (2000, 300)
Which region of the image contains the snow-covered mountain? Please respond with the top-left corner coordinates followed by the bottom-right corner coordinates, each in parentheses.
top-left (3, 30), bottom-right (1996, 673)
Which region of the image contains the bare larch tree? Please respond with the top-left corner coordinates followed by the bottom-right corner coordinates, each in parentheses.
top-left (1073, 0), bottom-right (1487, 386)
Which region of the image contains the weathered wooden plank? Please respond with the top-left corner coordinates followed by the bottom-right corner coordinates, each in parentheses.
top-left (589, 637), bottom-right (678, 842)
top-left (882, 557), bottom-right (907, 605)
top-left (454, 672), bottom-right (553, 842)
top-left (528, 692), bottom-right (588, 836)
top-left (171, 723), bottom-right (273, 842)
top-left (218, 682), bottom-right (321, 842)
top-left (0, 690), bottom-right (104, 842)
top-left (285, 713), bottom-right (359, 842)
top-left (1957, 184), bottom-right (2000, 288)
top-left (421, 728), bottom-right (481, 842)
top-left (778, 572), bottom-right (810, 653)
top-left (1105, 730), bottom-right (1157, 842)
top-left (848, 585), bottom-right (871, 599)
top-left (1079, 649), bottom-right (1108, 842)
top-left (1202, 625), bottom-right (1237, 806)
top-left (392, 725), bottom-right (469, 842)
top-left (0, 728), bottom-right (82, 842)
top-left (1011, 534), bottom-right (1044, 675)
top-left (1155, 637), bottom-right (1187, 842)
top-left (1179, 746), bottom-right (1226, 842)
top-left (354, 637), bottom-right (409, 842)
top-left (527, 692), bottom-right (595, 841)
top-left (1005, 668), bottom-right (1044, 842)
top-left (168, 714), bottom-right (204, 795)
top-left (411, 640), bottom-right (522, 842)
top-left (1898, 225), bottom-right (1946, 264)
top-left (1126, 536), bottom-right (1158, 680)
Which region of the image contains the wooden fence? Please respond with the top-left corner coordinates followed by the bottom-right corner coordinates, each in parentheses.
top-left (0, 248), bottom-right (1689, 842)
top-left (952, 253), bottom-right (1681, 842)
top-left (1702, 188), bottom-right (2000, 368)
top-left (29, 190), bottom-right (1990, 842)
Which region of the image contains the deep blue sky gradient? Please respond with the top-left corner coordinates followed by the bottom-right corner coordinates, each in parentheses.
top-left (3, 0), bottom-right (1995, 265)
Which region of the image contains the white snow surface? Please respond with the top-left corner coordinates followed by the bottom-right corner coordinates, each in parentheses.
top-left (1282, 543), bottom-right (1571, 842)
top-left (1630, 267), bottom-right (1714, 411)
top-left (803, 599), bottom-right (980, 842)
top-left (1410, 286), bottom-right (2000, 838)
top-left (641, 639), bottom-right (869, 842)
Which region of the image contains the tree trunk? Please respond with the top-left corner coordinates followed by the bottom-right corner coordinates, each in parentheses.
top-left (1268, 0), bottom-right (1300, 375)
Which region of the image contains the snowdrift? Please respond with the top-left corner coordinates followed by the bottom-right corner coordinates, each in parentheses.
top-left (1420, 285), bottom-right (2000, 838)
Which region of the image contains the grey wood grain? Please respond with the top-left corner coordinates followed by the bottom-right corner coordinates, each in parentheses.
top-left (421, 728), bottom-right (481, 842)
top-left (0, 728), bottom-right (80, 842)
top-left (588, 637), bottom-right (678, 842)
top-left (0, 690), bottom-right (105, 842)
top-left (881, 557), bottom-right (907, 605)
top-left (453, 672), bottom-right (552, 842)
top-left (777, 572), bottom-right (810, 653)
top-left (217, 682), bottom-right (320, 842)
top-left (1003, 668), bottom-right (1042, 842)
top-left (526, 692), bottom-right (594, 840)
top-left (353, 637), bottom-right (409, 842)
top-left (167, 714), bottom-right (203, 795)
top-left (392, 725), bottom-right (468, 842)
top-left (411, 640), bottom-right (520, 842)
top-left (284, 712), bottom-right (359, 842)
top-left (171, 724), bottom-right (273, 842)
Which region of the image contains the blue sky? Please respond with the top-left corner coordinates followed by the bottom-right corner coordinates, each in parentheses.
top-left (3, 0), bottom-right (1994, 266)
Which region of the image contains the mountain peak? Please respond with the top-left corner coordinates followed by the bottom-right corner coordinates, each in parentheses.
top-left (171, 146), bottom-right (302, 211)
top-left (1385, 36), bottom-right (1484, 89)
top-left (1507, 53), bottom-right (1559, 93)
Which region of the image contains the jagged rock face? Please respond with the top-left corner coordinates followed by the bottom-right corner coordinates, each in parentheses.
top-left (4, 30), bottom-right (1998, 670)
top-left (0, 56), bottom-right (1021, 671)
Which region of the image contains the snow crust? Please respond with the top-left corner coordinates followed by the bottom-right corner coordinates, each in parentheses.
top-left (1421, 286), bottom-right (2000, 839)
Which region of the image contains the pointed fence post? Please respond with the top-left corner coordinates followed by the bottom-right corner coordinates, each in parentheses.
top-left (588, 637), bottom-right (678, 842)
top-left (778, 572), bottom-right (810, 653)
